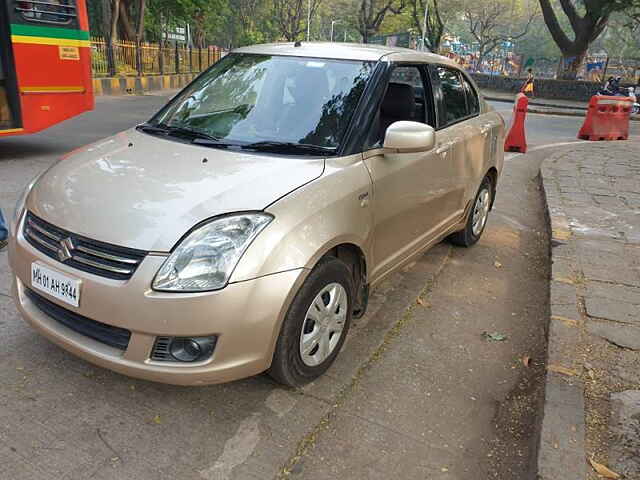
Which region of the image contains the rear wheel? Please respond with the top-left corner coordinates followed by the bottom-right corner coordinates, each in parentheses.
top-left (269, 257), bottom-right (353, 387)
top-left (450, 176), bottom-right (493, 247)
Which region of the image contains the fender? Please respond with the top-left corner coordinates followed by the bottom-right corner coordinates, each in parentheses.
top-left (231, 154), bottom-right (374, 284)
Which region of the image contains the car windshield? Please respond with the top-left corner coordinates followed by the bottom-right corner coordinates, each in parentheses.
top-left (150, 53), bottom-right (375, 152)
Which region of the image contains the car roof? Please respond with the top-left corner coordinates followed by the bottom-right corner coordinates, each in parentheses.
top-left (232, 42), bottom-right (459, 67)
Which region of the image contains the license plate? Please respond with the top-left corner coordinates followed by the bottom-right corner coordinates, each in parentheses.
top-left (31, 263), bottom-right (81, 307)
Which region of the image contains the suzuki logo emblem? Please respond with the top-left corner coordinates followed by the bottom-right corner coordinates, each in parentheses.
top-left (57, 237), bottom-right (75, 262)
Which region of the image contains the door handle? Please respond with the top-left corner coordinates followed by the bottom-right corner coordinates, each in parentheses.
top-left (435, 142), bottom-right (452, 155)
top-left (480, 124), bottom-right (492, 136)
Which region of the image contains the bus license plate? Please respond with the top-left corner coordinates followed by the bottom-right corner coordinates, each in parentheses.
top-left (31, 263), bottom-right (81, 308)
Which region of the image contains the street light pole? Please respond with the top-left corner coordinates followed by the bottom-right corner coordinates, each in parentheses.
top-left (331, 20), bottom-right (341, 42)
top-left (307, 0), bottom-right (311, 41)
top-left (421, 1), bottom-right (428, 51)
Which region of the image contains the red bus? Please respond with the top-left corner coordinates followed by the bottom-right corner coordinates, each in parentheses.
top-left (0, 0), bottom-right (93, 137)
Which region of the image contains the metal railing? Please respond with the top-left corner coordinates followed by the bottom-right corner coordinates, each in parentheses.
top-left (91, 36), bottom-right (225, 77)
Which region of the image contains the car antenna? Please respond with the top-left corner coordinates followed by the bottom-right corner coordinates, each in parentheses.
top-left (294, 41), bottom-right (302, 47)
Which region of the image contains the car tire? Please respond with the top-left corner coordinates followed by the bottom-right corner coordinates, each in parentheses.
top-left (449, 175), bottom-right (493, 247)
top-left (268, 257), bottom-right (353, 388)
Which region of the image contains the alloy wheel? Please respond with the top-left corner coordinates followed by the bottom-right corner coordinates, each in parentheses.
top-left (472, 187), bottom-right (491, 237)
top-left (299, 283), bottom-right (348, 367)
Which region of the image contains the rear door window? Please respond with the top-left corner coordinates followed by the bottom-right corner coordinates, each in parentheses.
top-left (462, 75), bottom-right (480, 116)
top-left (436, 67), bottom-right (468, 126)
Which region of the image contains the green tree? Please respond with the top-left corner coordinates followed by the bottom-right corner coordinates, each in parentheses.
top-left (409, 0), bottom-right (462, 52)
top-left (538, 0), bottom-right (640, 79)
top-left (462, 0), bottom-right (538, 70)
top-left (512, 16), bottom-right (562, 72)
top-left (594, 12), bottom-right (640, 80)
top-left (358, 0), bottom-right (406, 43)
top-left (272, 0), bottom-right (322, 41)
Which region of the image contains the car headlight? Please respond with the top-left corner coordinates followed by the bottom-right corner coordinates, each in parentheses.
top-left (152, 213), bottom-right (273, 292)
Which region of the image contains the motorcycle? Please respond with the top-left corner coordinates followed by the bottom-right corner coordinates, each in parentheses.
top-left (627, 87), bottom-right (640, 115)
top-left (596, 86), bottom-right (639, 114)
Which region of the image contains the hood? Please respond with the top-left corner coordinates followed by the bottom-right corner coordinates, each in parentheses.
top-left (27, 129), bottom-right (324, 252)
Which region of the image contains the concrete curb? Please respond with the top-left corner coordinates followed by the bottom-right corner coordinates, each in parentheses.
top-left (484, 95), bottom-right (587, 111)
top-left (537, 156), bottom-right (588, 479)
top-left (486, 95), bottom-right (640, 121)
top-left (92, 73), bottom-right (199, 96)
top-left (529, 107), bottom-right (640, 122)
top-left (527, 107), bottom-right (586, 118)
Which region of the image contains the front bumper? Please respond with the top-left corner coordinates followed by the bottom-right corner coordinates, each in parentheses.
top-left (9, 221), bottom-right (306, 386)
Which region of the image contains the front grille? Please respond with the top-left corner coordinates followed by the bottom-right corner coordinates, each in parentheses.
top-left (25, 288), bottom-right (131, 350)
top-left (24, 212), bottom-right (147, 281)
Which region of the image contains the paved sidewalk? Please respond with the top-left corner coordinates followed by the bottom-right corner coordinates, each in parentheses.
top-left (539, 141), bottom-right (640, 480)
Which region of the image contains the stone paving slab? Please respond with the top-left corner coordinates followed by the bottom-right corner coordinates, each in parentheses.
top-left (581, 262), bottom-right (640, 287)
top-left (609, 391), bottom-right (640, 479)
top-left (537, 374), bottom-right (587, 480)
top-left (539, 140), bottom-right (640, 479)
top-left (586, 319), bottom-right (640, 351)
top-left (584, 297), bottom-right (639, 325)
top-left (586, 282), bottom-right (640, 304)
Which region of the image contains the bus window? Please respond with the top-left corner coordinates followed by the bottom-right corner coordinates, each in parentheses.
top-left (15, 1), bottom-right (77, 26)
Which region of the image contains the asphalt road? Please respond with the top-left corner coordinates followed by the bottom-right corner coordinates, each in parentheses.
top-left (487, 99), bottom-right (640, 145)
top-left (0, 93), bottom-right (621, 479)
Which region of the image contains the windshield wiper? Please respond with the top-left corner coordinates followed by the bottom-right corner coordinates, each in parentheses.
top-left (241, 141), bottom-right (336, 156)
top-left (137, 123), bottom-right (219, 141)
top-left (191, 138), bottom-right (240, 149)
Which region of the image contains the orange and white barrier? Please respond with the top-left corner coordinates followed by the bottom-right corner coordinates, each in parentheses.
top-left (578, 96), bottom-right (633, 141)
top-left (504, 93), bottom-right (528, 153)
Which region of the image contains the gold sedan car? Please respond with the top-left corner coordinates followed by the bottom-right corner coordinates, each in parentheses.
top-left (9, 43), bottom-right (504, 386)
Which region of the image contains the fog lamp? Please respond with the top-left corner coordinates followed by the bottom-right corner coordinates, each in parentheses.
top-left (170, 338), bottom-right (201, 362)
top-left (151, 336), bottom-right (217, 363)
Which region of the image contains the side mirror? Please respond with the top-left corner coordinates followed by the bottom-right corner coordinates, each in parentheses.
top-left (383, 121), bottom-right (436, 153)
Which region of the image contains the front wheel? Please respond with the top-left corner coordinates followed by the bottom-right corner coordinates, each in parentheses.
top-left (449, 176), bottom-right (493, 247)
top-left (269, 257), bottom-right (353, 387)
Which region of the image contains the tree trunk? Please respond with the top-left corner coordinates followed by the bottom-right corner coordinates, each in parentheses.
top-left (538, 0), bottom-right (610, 80)
top-left (428, 23), bottom-right (443, 52)
top-left (101, 0), bottom-right (111, 39)
top-left (476, 48), bottom-right (486, 73)
top-left (118, 1), bottom-right (137, 41)
top-left (107, 0), bottom-right (120, 77)
top-left (557, 50), bottom-right (587, 80)
top-left (110, 0), bottom-right (120, 42)
top-left (136, 0), bottom-right (146, 42)
top-left (362, 28), bottom-right (375, 44)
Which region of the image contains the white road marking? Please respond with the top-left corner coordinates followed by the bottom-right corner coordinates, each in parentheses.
top-left (505, 140), bottom-right (590, 161)
top-left (493, 212), bottom-right (533, 231)
top-left (200, 413), bottom-right (261, 480)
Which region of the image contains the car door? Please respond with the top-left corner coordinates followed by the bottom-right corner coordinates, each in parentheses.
top-left (433, 66), bottom-right (501, 212)
top-left (363, 64), bottom-right (459, 283)
top-left (462, 73), bottom-right (502, 190)
top-left (430, 65), bottom-right (475, 217)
